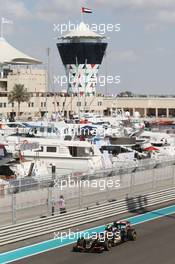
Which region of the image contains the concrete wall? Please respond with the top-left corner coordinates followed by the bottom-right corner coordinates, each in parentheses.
top-left (7, 68), bottom-right (47, 93)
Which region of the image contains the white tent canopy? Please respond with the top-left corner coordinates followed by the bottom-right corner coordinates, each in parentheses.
top-left (0, 37), bottom-right (42, 65)
top-left (61, 22), bottom-right (104, 40)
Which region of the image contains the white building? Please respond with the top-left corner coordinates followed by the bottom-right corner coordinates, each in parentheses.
top-left (0, 37), bottom-right (175, 120)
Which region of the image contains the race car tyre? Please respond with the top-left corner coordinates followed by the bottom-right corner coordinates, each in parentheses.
top-left (72, 247), bottom-right (75, 252)
top-left (77, 237), bottom-right (85, 246)
top-left (72, 246), bottom-right (79, 252)
top-left (121, 234), bottom-right (127, 242)
top-left (127, 230), bottom-right (137, 241)
top-left (104, 240), bottom-right (112, 251)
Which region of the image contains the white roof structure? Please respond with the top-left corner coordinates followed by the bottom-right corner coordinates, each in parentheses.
top-left (61, 22), bottom-right (104, 40)
top-left (0, 37), bottom-right (42, 65)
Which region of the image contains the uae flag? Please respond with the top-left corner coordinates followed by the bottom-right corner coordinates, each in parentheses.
top-left (81, 7), bottom-right (92, 13)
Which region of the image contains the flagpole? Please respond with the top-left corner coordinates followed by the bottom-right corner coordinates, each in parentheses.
top-left (81, 9), bottom-right (84, 22)
top-left (1, 18), bottom-right (3, 38)
top-left (76, 56), bottom-right (80, 120)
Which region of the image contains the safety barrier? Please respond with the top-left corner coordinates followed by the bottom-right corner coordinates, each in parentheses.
top-left (0, 187), bottom-right (174, 245)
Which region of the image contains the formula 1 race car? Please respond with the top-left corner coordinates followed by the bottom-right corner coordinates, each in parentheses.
top-left (105, 220), bottom-right (137, 245)
top-left (72, 234), bottom-right (112, 253)
top-left (73, 220), bottom-right (137, 253)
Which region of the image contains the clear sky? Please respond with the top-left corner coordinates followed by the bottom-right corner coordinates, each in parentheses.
top-left (0, 0), bottom-right (175, 95)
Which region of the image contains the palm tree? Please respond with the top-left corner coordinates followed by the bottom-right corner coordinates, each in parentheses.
top-left (8, 84), bottom-right (30, 119)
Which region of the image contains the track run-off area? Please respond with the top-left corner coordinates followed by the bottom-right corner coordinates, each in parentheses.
top-left (0, 204), bottom-right (175, 264)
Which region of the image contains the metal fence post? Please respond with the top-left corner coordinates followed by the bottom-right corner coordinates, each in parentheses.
top-left (12, 193), bottom-right (16, 225)
top-left (47, 187), bottom-right (53, 216)
top-left (130, 172), bottom-right (134, 195)
top-left (78, 177), bottom-right (82, 209)
top-left (105, 176), bottom-right (109, 202)
top-left (152, 168), bottom-right (154, 190)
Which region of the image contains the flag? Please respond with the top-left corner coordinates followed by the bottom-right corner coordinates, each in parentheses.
top-left (2, 17), bottom-right (13, 24)
top-left (81, 7), bottom-right (92, 13)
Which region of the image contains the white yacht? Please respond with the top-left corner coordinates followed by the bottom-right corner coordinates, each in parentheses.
top-left (0, 122), bottom-right (30, 136)
top-left (3, 136), bottom-right (112, 174)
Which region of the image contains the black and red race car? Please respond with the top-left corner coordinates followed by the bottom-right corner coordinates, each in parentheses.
top-left (72, 233), bottom-right (112, 253)
top-left (72, 220), bottom-right (137, 253)
top-left (105, 220), bottom-right (137, 245)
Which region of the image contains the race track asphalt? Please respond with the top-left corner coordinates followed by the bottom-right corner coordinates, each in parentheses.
top-left (13, 213), bottom-right (175, 264)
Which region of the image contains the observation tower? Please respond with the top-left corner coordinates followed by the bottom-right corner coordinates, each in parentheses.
top-left (57, 21), bottom-right (107, 96)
